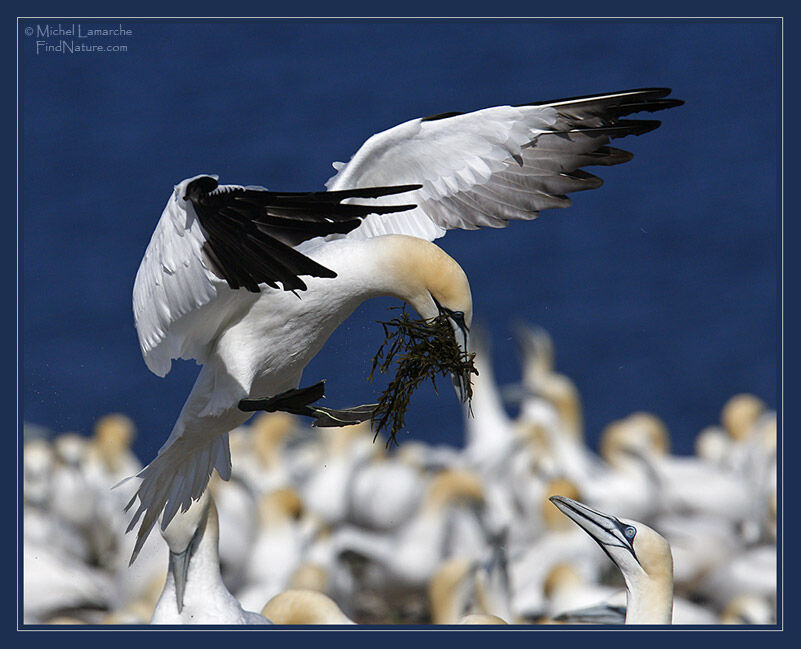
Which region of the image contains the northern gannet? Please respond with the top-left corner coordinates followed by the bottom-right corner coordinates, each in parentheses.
top-left (428, 557), bottom-right (476, 624)
top-left (301, 423), bottom-right (379, 526)
top-left (550, 495), bottom-right (674, 624)
top-left (150, 490), bottom-right (271, 624)
top-left (428, 555), bottom-right (514, 624)
top-left (261, 589), bottom-right (355, 624)
top-left (237, 488), bottom-right (306, 612)
top-left (86, 414), bottom-right (141, 485)
top-left (331, 469), bottom-right (486, 589)
top-left (127, 88), bottom-right (683, 556)
top-left (509, 480), bottom-right (603, 618)
top-left (346, 447), bottom-right (424, 531)
top-left (459, 614), bottom-right (509, 624)
top-left (514, 323), bottom-right (584, 442)
top-left (208, 475), bottom-right (258, 592)
top-left (462, 329), bottom-right (519, 476)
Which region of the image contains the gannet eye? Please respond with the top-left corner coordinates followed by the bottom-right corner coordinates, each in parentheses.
top-left (624, 526), bottom-right (636, 539)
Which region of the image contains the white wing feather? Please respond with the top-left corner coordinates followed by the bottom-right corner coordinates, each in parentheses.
top-left (324, 105), bottom-right (559, 241)
top-left (132, 176), bottom-right (236, 377)
top-left (323, 89), bottom-right (676, 242)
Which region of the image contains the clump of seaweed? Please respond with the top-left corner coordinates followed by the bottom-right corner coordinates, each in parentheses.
top-left (368, 307), bottom-right (479, 447)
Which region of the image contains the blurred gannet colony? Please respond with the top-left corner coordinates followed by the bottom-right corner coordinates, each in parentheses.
top-left (22, 327), bottom-right (777, 625)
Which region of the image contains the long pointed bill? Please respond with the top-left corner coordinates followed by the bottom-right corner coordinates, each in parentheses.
top-left (448, 318), bottom-right (471, 402)
top-left (548, 496), bottom-right (632, 553)
top-left (169, 549), bottom-right (191, 614)
top-left (168, 522), bottom-right (205, 613)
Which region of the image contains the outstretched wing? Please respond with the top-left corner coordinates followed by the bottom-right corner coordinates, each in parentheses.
top-left (132, 176), bottom-right (420, 377)
top-left (324, 88), bottom-right (683, 241)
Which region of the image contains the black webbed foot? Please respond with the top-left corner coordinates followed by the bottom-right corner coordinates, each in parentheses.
top-left (239, 381), bottom-right (326, 414)
top-left (238, 381), bottom-right (377, 428)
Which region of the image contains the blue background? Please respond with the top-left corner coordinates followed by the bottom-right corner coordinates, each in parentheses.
top-left (20, 19), bottom-right (779, 462)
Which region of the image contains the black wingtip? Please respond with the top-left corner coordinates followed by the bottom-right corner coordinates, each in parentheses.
top-left (516, 87), bottom-right (682, 111)
top-left (421, 111), bottom-right (464, 123)
top-left (324, 184), bottom-right (423, 200)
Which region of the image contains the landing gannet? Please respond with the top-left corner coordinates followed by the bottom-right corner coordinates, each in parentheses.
top-left (550, 495), bottom-right (674, 624)
top-left (127, 88), bottom-right (682, 556)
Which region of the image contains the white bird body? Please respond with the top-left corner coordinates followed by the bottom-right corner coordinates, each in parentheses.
top-left (127, 88), bottom-right (683, 552)
top-left (301, 425), bottom-right (377, 526)
top-left (510, 528), bottom-right (602, 617)
top-left (151, 491), bottom-right (271, 625)
top-left (696, 544), bottom-right (777, 608)
top-left (347, 457), bottom-right (423, 530)
top-left (647, 454), bottom-right (755, 523)
top-left (654, 512), bottom-right (740, 587)
top-left (332, 469), bottom-right (485, 588)
top-left (210, 476), bottom-right (258, 592)
top-left (463, 336), bottom-right (518, 475)
top-left (23, 542), bottom-right (114, 624)
top-left (236, 488), bottom-right (306, 612)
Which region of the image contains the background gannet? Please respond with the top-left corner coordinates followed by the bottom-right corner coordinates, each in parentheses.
top-left (150, 490), bottom-right (271, 625)
top-left (550, 495), bottom-right (674, 624)
top-left (126, 88), bottom-right (682, 556)
top-left (514, 323), bottom-right (584, 442)
top-left (237, 487), bottom-right (307, 611)
top-left (331, 468), bottom-right (487, 591)
top-left (428, 557), bottom-right (476, 624)
top-left (459, 613), bottom-right (509, 624)
top-left (261, 589), bottom-right (355, 624)
top-left (509, 480), bottom-right (603, 619)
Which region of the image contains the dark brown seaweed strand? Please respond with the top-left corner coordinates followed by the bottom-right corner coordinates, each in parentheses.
top-left (368, 307), bottom-right (478, 447)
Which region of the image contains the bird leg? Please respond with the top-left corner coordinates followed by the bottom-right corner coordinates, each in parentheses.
top-left (238, 381), bottom-right (378, 428)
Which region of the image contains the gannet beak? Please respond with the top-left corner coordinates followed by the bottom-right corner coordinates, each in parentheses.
top-left (168, 523), bottom-right (204, 613)
top-left (548, 495), bottom-right (638, 562)
top-left (549, 496), bottom-right (614, 536)
top-left (438, 306), bottom-right (471, 402)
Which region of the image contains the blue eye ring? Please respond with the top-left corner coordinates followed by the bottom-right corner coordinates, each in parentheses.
top-left (624, 526), bottom-right (636, 539)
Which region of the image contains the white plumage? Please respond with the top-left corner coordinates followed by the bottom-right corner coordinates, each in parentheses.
top-left (126, 88), bottom-right (682, 559)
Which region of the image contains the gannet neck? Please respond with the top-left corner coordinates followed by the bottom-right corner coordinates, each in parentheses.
top-left (622, 523), bottom-right (674, 624)
top-left (429, 558), bottom-right (474, 624)
top-left (623, 565), bottom-right (673, 624)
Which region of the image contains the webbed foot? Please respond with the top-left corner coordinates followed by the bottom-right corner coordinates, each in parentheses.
top-left (238, 381), bottom-right (377, 427)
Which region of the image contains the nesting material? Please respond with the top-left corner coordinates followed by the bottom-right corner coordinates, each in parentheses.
top-left (369, 308), bottom-right (478, 446)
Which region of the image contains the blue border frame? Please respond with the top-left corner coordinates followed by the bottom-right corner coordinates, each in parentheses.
top-left (10, 5), bottom-right (790, 647)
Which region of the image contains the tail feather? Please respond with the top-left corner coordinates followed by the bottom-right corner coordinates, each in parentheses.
top-left (124, 432), bottom-right (232, 564)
